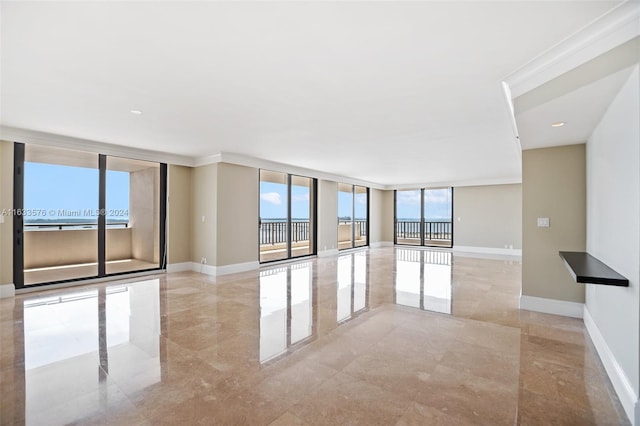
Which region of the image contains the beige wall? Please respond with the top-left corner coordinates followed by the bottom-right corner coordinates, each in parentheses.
top-left (369, 188), bottom-right (383, 244)
top-left (317, 180), bottom-right (338, 252)
top-left (380, 190), bottom-right (395, 242)
top-left (130, 167), bottom-right (159, 263)
top-left (167, 165), bottom-right (192, 264)
top-left (216, 163), bottom-right (258, 266)
top-left (191, 163), bottom-right (217, 266)
top-left (522, 144), bottom-right (586, 302)
top-left (0, 141), bottom-right (13, 284)
top-left (453, 184), bottom-right (522, 249)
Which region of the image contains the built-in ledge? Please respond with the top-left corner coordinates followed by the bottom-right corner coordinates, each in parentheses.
top-left (559, 251), bottom-right (629, 287)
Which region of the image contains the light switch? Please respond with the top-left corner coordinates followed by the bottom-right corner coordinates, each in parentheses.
top-left (0, 215), bottom-right (4, 224)
top-left (202, 215), bottom-right (205, 223)
top-left (537, 217), bottom-right (550, 227)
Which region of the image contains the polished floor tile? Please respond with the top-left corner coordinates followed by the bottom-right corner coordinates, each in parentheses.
top-left (0, 247), bottom-right (628, 425)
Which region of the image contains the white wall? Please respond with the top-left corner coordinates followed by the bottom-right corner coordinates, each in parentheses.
top-left (585, 65), bottom-right (640, 423)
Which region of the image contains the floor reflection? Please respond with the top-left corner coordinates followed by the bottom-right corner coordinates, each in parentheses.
top-left (1, 247), bottom-right (627, 425)
top-left (259, 262), bottom-right (314, 363)
top-left (394, 249), bottom-right (452, 314)
top-left (21, 279), bottom-right (161, 424)
top-left (337, 251), bottom-right (369, 322)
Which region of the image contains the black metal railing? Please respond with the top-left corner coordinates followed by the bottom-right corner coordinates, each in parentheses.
top-left (260, 219), bottom-right (368, 245)
top-left (24, 222), bottom-right (129, 230)
top-left (395, 221), bottom-right (452, 241)
top-left (260, 221), bottom-right (310, 245)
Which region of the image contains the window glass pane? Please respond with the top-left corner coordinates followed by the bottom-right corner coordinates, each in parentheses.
top-left (260, 170), bottom-right (288, 262)
top-left (291, 175), bottom-right (313, 258)
top-left (337, 183), bottom-right (353, 250)
top-left (424, 188), bottom-right (452, 248)
top-left (354, 186), bottom-right (368, 247)
top-left (395, 190), bottom-right (421, 246)
top-left (106, 157), bottom-right (160, 274)
top-left (23, 145), bottom-right (99, 284)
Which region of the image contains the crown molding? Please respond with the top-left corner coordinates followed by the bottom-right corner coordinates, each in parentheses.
top-left (193, 153), bottom-right (222, 167)
top-left (215, 152), bottom-right (387, 190)
top-left (385, 176), bottom-right (522, 191)
top-left (1, 126), bottom-right (522, 190)
top-left (504, 1), bottom-right (640, 98)
top-left (0, 126), bottom-right (195, 166)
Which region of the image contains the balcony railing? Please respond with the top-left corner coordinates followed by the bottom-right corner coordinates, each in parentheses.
top-left (396, 221), bottom-right (452, 241)
top-left (25, 222), bottom-right (129, 231)
top-left (259, 220), bottom-right (367, 245)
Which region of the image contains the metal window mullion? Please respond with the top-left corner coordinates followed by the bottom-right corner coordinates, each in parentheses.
top-left (287, 174), bottom-right (292, 259)
top-left (420, 188), bottom-right (425, 246)
top-left (98, 154), bottom-right (106, 277)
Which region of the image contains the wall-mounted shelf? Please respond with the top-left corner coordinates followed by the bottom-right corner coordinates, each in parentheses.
top-left (559, 251), bottom-right (629, 287)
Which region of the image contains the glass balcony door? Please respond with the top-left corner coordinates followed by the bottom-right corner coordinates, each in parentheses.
top-left (106, 157), bottom-right (161, 275)
top-left (395, 188), bottom-right (453, 248)
top-left (259, 170), bottom-right (316, 263)
top-left (338, 183), bottom-right (369, 250)
top-left (22, 145), bottom-right (100, 285)
top-left (13, 143), bottom-right (166, 288)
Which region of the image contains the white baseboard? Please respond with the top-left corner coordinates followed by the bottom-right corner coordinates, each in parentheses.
top-left (191, 263), bottom-right (217, 276)
top-left (453, 245), bottom-right (522, 257)
top-left (166, 262), bottom-right (194, 273)
top-left (167, 260), bottom-right (260, 276)
top-left (317, 249), bottom-right (339, 258)
top-left (371, 241), bottom-right (394, 248)
top-left (519, 295), bottom-right (583, 318)
top-left (584, 306), bottom-right (638, 425)
top-left (215, 261), bottom-right (259, 276)
top-left (0, 283), bottom-right (15, 298)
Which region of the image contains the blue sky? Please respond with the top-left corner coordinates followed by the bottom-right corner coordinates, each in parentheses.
top-left (260, 181), bottom-right (311, 219)
top-left (24, 162), bottom-right (129, 221)
top-left (396, 189), bottom-right (451, 220)
top-left (338, 189), bottom-right (367, 219)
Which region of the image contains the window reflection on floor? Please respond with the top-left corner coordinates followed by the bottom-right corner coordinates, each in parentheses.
top-left (337, 252), bottom-right (369, 322)
top-left (259, 262), bottom-right (313, 363)
top-left (394, 249), bottom-right (452, 314)
top-left (22, 279), bottom-right (161, 424)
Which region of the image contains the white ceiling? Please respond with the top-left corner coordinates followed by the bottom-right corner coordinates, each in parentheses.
top-left (0, 1), bottom-right (625, 187)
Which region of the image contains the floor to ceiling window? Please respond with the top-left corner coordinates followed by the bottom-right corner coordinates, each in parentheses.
top-left (337, 183), bottom-right (369, 250)
top-left (13, 143), bottom-right (167, 288)
top-left (106, 157), bottom-right (161, 275)
top-left (259, 170), bottom-right (316, 263)
top-left (395, 187), bottom-right (453, 248)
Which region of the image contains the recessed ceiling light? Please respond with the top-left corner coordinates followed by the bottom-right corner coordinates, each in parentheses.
top-left (130, 109), bottom-right (143, 115)
top-left (551, 122), bottom-right (565, 127)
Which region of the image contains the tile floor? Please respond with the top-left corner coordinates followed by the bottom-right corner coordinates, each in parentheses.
top-left (0, 247), bottom-right (628, 425)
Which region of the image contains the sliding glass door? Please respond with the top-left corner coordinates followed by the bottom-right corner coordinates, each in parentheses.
top-left (338, 183), bottom-right (369, 250)
top-left (423, 188), bottom-right (453, 248)
top-left (395, 188), bottom-right (453, 248)
top-left (259, 170), bottom-right (316, 263)
top-left (13, 143), bottom-right (166, 288)
top-left (106, 157), bottom-right (161, 275)
top-left (22, 145), bottom-right (100, 284)
top-left (395, 190), bottom-right (422, 246)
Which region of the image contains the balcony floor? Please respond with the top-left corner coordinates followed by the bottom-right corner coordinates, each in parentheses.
top-left (24, 259), bottom-right (159, 285)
